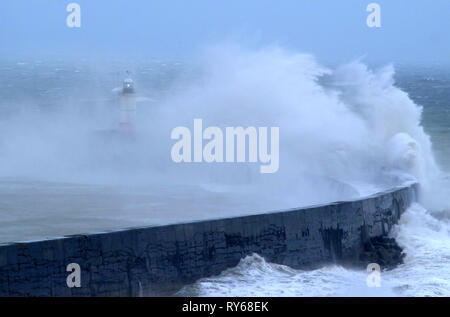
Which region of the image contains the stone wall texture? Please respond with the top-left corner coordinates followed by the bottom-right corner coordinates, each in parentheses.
top-left (0, 184), bottom-right (418, 296)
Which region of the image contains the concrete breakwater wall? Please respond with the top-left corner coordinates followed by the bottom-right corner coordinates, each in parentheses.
top-left (0, 184), bottom-right (418, 296)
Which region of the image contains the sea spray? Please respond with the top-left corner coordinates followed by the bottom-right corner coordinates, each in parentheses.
top-left (1, 45), bottom-right (450, 296)
top-left (0, 45), bottom-right (446, 210)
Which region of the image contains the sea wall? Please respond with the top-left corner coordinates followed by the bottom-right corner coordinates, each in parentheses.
top-left (0, 184), bottom-right (418, 296)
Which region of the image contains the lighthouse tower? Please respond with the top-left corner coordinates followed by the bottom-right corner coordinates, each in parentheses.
top-left (119, 77), bottom-right (137, 131)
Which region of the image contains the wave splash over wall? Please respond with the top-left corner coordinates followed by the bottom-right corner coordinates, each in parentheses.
top-left (164, 46), bottom-right (448, 296)
top-left (1, 45), bottom-right (449, 296)
top-left (0, 45), bottom-right (446, 211)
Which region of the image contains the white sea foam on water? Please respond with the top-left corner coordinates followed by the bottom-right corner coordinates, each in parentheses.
top-left (176, 254), bottom-right (399, 297)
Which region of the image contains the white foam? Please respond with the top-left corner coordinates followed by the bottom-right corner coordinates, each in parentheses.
top-left (0, 46), bottom-right (439, 208)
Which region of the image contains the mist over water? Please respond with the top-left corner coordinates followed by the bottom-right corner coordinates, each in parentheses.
top-left (1, 45), bottom-right (450, 296)
top-left (0, 46), bottom-right (441, 208)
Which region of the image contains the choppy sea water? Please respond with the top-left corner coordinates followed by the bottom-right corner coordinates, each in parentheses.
top-left (178, 64), bottom-right (450, 297)
top-left (1, 57), bottom-right (449, 297)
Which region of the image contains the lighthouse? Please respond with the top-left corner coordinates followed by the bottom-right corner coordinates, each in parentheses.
top-left (119, 77), bottom-right (137, 131)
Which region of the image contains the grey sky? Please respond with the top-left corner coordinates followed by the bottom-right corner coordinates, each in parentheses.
top-left (0, 0), bottom-right (449, 64)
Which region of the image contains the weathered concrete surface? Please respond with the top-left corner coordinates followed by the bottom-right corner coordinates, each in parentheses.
top-left (0, 184), bottom-right (418, 296)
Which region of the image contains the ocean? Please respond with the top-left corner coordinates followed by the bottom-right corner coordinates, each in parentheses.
top-left (0, 50), bottom-right (449, 297)
top-left (177, 62), bottom-right (450, 297)
top-left (178, 62), bottom-right (450, 297)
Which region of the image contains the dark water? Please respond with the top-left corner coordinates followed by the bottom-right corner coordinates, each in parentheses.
top-left (395, 65), bottom-right (450, 171)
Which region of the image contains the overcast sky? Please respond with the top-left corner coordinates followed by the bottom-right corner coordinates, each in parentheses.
top-left (1, 0), bottom-right (449, 64)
